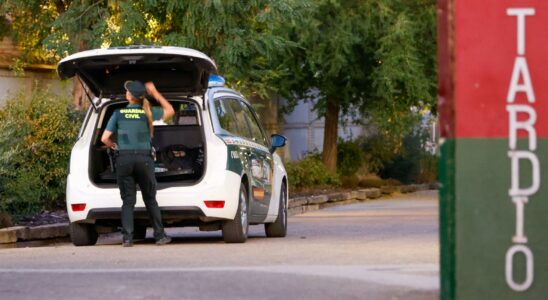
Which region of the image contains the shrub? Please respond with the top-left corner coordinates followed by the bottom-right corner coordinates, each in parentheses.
top-left (360, 133), bottom-right (401, 174)
top-left (355, 174), bottom-right (397, 188)
top-left (337, 139), bottom-right (365, 177)
top-left (416, 153), bottom-right (437, 183)
top-left (340, 174), bottom-right (360, 188)
top-left (285, 154), bottom-right (340, 191)
top-left (0, 87), bottom-right (82, 219)
top-left (359, 117), bottom-right (438, 184)
top-left (358, 174), bottom-right (385, 188)
top-left (378, 128), bottom-right (437, 184)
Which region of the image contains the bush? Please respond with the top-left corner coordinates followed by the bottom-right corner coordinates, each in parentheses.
top-left (0, 87), bottom-right (82, 219)
top-left (285, 154), bottom-right (339, 191)
top-left (358, 174), bottom-right (385, 188)
top-left (358, 117), bottom-right (438, 184)
top-left (360, 133), bottom-right (401, 174)
top-left (340, 174), bottom-right (360, 188)
top-left (337, 139), bottom-right (365, 177)
top-left (377, 128), bottom-right (437, 184)
top-left (355, 174), bottom-right (400, 188)
top-left (416, 153), bottom-right (437, 183)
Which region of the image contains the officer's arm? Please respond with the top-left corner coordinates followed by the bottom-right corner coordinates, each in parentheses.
top-left (102, 112), bottom-right (118, 149)
top-left (101, 130), bottom-right (117, 149)
top-left (145, 82), bottom-right (174, 120)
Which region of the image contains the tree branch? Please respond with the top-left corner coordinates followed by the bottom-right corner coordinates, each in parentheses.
top-left (76, 0), bottom-right (105, 20)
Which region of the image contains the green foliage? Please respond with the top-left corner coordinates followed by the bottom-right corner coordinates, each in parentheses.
top-left (0, 1), bottom-right (62, 64)
top-left (340, 174), bottom-right (401, 189)
top-left (416, 153), bottom-right (438, 184)
top-left (367, 2), bottom-right (436, 125)
top-left (340, 174), bottom-right (360, 188)
top-left (337, 139), bottom-right (365, 177)
top-left (285, 154), bottom-right (339, 191)
top-left (1, 0), bottom-right (307, 100)
top-left (0, 16), bottom-right (8, 39)
top-left (357, 175), bottom-right (392, 189)
top-left (376, 125), bottom-right (437, 184)
top-left (2, 1), bottom-right (436, 118)
top-left (278, 0), bottom-right (436, 120)
top-left (1, 0), bottom-right (438, 176)
top-left (360, 133), bottom-right (401, 174)
top-left (273, 0), bottom-right (436, 172)
top-left (0, 87), bottom-right (82, 219)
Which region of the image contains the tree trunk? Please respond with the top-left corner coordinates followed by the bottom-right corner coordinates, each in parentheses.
top-left (72, 35), bottom-right (87, 109)
top-left (322, 99), bottom-right (339, 174)
top-left (72, 76), bottom-right (85, 109)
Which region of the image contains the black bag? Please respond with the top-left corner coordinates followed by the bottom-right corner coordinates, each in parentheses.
top-left (160, 145), bottom-right (201, 172)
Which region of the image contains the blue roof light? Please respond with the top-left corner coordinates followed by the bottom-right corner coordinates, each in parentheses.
top-left (208, 74), bottom-right (225, 87)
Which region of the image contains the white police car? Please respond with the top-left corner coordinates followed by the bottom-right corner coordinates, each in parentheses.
top-left (57, 46), bottom-right (288, 245)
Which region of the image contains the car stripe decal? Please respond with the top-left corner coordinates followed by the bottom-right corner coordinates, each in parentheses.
top-left (221, 136), bottom-right (269, 153)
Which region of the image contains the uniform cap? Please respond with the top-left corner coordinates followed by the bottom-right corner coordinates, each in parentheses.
top-left (124, 80), bottom-right (146, 99)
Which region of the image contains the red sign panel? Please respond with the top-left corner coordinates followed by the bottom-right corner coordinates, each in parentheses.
top-left (455, 0), bottom-right (548, 138)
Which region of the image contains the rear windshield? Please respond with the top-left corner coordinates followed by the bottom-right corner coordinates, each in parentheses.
top-left (95, 99), bottom-right (201, 146)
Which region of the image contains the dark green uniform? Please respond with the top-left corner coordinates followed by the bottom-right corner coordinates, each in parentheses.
top-left (106, 104), bottom-right (167, 242)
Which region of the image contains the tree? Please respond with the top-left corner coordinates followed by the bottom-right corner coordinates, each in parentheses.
top-left (0, 1), bottom-right (306, 106)
top-left (0, 0), bottom-right (108, 108)
top-left (1, 1), bottom-right (437, 174)
top-left (277, 0), bottom-right (436, 173)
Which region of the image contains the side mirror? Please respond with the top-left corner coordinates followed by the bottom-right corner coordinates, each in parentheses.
top-left (270, 134), bottom-right (287, 153)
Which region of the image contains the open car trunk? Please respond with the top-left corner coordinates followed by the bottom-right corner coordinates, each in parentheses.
top-left (90, 99), bottom-right (205, 186)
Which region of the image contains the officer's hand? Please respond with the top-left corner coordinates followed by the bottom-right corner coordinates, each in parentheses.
top-left (145, 82), bottom-right (158, 96)
top-left (110, 143), bottom-right (118, 150)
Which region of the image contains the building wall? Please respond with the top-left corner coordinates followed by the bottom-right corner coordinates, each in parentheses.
top-left (0, 37), bottom-right (70, 107)
top-left (280, 100), bottom-right (363, 161)
top-left (0, 69), bottom-right (71, 107)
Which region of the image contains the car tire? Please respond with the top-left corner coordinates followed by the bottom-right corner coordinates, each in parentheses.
top-left (70, 222), bottom-right (98, 246)
top-left (265, 182), bottom-right (288, 237)
top-left (133, 225), bottom-right (147, 240)
top-left (222, 183), bottom-right (249, 243)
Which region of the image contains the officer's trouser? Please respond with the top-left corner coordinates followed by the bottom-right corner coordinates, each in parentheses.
top-left (115, 152), bottom-right (166, 241)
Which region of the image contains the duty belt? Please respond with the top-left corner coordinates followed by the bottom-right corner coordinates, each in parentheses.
top-left (117, 149), bottom-right (152, 155)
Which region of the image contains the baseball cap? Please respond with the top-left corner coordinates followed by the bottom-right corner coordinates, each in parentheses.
top-left (124, 80), bottom-right (146, 99)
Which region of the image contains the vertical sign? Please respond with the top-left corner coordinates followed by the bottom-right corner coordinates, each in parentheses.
top-left (439, 0), bottom-right (548, 299)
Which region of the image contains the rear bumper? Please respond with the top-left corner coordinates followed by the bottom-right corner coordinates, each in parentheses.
top-left (86, 206), bottom-right (205, 220)
top-left (66, 170), bottom-right (241, 223)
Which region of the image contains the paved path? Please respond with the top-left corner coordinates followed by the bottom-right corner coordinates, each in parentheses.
top-left (0, 190), bottom-right (439, 300)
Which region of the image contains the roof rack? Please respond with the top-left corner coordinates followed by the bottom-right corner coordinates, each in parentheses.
top-left (108, 45), bottom-right (162, 50)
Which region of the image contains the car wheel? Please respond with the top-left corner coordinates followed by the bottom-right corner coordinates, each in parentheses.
top-left (222, 183), bottom-right (249, 243)
top-left (70, 222), bottom-right (98, 246)
top-left (133, 225), bottom-right (147, 240)
top-left (265, 182), bottom-right (287, 237)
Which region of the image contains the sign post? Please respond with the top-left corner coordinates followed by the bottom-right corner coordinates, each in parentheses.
top-left (439, 0), bottom-right (548, 299)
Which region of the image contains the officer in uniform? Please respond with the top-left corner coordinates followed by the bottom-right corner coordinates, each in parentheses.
top-left (101, 80), bottom-right (174, 247)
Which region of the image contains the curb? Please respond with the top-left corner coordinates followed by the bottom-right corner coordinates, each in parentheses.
top-left (0, 223), bottom-right (69, 244)
top-left (0, 183), bottom-right (436, 244)
top-left (287, 183), bottom-right (434, 217)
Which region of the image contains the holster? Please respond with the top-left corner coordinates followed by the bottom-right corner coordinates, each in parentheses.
top-left (107, 148), bottom-right (118, 172)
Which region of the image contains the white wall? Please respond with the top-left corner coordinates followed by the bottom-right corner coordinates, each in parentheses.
top-left (280, 99), bottom-right (364, 161)
top-left (0, 69), bottom-right (71, 107)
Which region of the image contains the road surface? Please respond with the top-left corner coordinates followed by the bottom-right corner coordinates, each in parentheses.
top-left (0, 190), bottom-right (439, 300)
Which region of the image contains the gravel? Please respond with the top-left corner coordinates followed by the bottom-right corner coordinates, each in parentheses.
top-left (16, 210), bottom-right (69, 227)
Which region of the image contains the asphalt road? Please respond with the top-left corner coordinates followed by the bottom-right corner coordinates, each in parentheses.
top-left (0, 190), bottom-right (439, 300)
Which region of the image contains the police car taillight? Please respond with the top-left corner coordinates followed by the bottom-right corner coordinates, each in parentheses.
top-left (204, 201), bottom-right (225, 208)
top-left (71, 203), bottom-right (87, 212)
